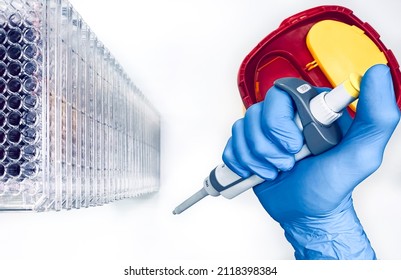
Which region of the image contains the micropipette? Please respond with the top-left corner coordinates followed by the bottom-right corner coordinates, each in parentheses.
top-left (173, 74), bottom-right (362, 215)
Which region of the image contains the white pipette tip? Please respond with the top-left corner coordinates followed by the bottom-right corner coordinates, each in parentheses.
top-left (173, 188), bottom-right (209, 215)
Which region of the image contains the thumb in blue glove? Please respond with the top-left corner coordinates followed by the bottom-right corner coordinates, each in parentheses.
top-left (222, 64), bottom-right (400, 259)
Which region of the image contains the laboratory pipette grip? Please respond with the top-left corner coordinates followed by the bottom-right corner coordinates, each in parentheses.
top-left (173, 74), bottom-right (361, 215)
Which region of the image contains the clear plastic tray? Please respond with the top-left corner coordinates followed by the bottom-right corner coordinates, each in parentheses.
top-left (0, 0), bottom-right (161, 211)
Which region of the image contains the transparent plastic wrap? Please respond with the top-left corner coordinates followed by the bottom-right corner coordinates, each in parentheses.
top-left (0, 0), bottom-right (161, 211)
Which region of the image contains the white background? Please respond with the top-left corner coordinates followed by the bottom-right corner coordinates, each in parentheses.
top-left (1, 0), bottom-right (401, 262)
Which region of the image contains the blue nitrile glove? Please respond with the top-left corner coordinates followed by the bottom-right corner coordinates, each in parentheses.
top-left (222, 64), bottom-right (400, 259)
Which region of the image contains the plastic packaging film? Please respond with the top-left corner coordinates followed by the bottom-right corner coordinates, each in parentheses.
top-left (0, 0), bottom-right (161, 211)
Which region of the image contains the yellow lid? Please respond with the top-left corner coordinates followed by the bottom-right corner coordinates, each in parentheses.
top-left (306, 20), bottom-right (388, 111)
top-left (343, 72), bottom-right (362, 98)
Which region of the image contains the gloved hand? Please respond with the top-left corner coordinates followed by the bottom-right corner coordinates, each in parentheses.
top-left (222, 64), bottom-right (400, 259)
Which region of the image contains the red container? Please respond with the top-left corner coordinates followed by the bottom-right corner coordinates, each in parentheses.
top-left (237, 5), bottom-right (401, 111)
